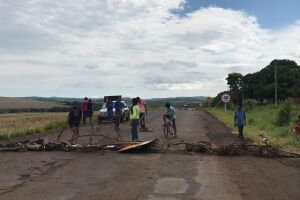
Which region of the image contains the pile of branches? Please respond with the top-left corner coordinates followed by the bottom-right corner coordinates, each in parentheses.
top-left (0, 138), bottom-right (138, 153)
top-left (213, 142), bottom-right (299, 158)
top-left (1, 138), bottom-right (299, 158)
top-left (168, 140), bottom-right (300, 158)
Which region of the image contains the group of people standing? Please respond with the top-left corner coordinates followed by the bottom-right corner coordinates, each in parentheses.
top-left (62, 96), bottom-right (250, 144)
top-left (62, 97), bottom-right (299, 145)
top-left (81, 97), bottom-right (93, 126)
top-left (62, 96), bottom-right (149, 143)
top-left (130, 98), bottom-right (178, 141)
top-left (61, 96), bottom-right (179, 143)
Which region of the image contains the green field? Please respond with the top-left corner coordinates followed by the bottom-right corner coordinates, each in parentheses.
top-left (207, 104), bottom-right (300, 153)
top-left (0, 97), bottom-right (63, 109)
top-left (0, 112), bottom-right (67, 140)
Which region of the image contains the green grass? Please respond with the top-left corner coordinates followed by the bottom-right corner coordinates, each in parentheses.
top-left (0, 97), bottom-right (62, 109)
top-left (207, 103), bottom-right (300, 153)
top-left (147, 104), bottom-right (164, 111)
top-left (0, 113), bottom-right (67, 140)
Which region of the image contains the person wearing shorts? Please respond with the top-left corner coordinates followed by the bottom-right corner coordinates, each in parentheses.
top-left (114, 96), bottom-right (124, 130)
top-left (163, 102), bottom-right (177, 137)
top-left (137, 97), bottom-right (147, 129)
top-left (68, 106), bottom-right (82, 144)
top-left (86, 99), bottom-right (93, 129)
top-left (81, 97), bottom-right (88, 124)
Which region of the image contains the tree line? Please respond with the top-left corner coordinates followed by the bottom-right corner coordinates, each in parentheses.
top-left (223, 59), bottom-right (300, 105)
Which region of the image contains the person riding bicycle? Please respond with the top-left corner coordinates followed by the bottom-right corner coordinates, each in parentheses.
top-left (163, 102), bottom-right (177, 137)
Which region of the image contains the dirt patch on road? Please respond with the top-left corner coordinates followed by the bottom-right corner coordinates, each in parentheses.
top-left (200, 110), bottom-right (239, 147)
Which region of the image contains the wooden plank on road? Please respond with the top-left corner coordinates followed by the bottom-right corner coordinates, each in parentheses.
top-left (118, 139), bottom-right (157, 152)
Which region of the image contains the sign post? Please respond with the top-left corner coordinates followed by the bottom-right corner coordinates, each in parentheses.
top-left (207, 97), bottom-right (212, 109)
top-left (221, 93), bottom-right (231, 111)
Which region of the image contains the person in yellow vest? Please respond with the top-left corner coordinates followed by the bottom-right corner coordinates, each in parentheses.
top-left (130, 98), bottom-right (140, 141)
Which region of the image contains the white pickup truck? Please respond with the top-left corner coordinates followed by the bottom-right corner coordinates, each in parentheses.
top-left (98, 96), bottom-right (130, 122)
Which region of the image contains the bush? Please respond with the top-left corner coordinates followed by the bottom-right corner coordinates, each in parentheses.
top-left (226, 102), bottom-right (234, 110)
top-left (0, 133), bottom-right (9, 140)
top-left (243, 99), bottom-right (254, 111)
top-left (275, 127), bottom-right (291, 137)
top-left (276, 101), bottom-right (292, 126)
top-left (10, 131), bottom-right (25, 138)
top-left (44, 121), bottom-right (64, 131)
top-left (247, 117), bottom-right (255, 125)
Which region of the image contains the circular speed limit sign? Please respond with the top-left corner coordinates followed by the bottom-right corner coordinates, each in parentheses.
top-left (221, 94), bottom-right (231, 103)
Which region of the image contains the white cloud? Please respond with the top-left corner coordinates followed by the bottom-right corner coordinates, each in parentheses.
top-left (0, 0), bottom-right (299, 98)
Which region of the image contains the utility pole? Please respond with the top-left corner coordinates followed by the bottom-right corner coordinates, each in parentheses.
top-left (241, 78), bottom-right (244, 103)
top-left (275, 60), bottom-right (278, 106)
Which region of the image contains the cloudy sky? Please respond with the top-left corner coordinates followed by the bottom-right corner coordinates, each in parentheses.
top-left (0, 0), bottom-right (299, 98)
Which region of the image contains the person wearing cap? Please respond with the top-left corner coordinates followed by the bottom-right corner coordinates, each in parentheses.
top-left (81, 97), bottom-right (88, 124)
top-left (234, 103), bottom-right (246, 140)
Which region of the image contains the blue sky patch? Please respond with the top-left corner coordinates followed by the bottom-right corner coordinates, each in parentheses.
top-left (173, 0), bottom-right (300, 30)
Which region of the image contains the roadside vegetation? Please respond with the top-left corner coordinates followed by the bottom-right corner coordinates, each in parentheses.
top-left (0, 97), bottom-right (63, 109)
top-left (208, 102), bottom-right (300, 153)
top-left (207, 59), bottom-right (300, 153)
top-left (0, 113), bottom-right (67, 140)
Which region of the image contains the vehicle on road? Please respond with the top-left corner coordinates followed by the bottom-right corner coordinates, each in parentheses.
top-left (98, 96), bottom-right (130, 122)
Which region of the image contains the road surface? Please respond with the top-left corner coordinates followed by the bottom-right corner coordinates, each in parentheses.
top-left (0, 110), bottom-right (299, 200)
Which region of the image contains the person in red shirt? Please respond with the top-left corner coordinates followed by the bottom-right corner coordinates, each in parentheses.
top-left (81, 97), bottom-right (88, 124)
top-left (86, 99), bottom-right (93, 129)
top-left (137, 97), bottom-right (147, 130)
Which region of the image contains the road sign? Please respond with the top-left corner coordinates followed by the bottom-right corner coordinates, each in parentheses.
top-left (221, 94), bottom-right (230, 111)
top-left (207, 97), bottom-right (212, 109)
top-left (221, 94), bottom-right (231, 103)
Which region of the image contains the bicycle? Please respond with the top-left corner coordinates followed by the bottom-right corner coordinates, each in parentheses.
top-left (163, 118), bottom-right (176, 139)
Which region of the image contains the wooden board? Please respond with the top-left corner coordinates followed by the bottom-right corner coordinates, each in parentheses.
top-left (118, 139), bottom-right (157, 152)
top-left (138, 127), bottom-right (154, 132)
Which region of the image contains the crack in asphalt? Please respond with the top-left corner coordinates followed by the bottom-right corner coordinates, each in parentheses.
top-left (0, 159), bottom-right (72, 195)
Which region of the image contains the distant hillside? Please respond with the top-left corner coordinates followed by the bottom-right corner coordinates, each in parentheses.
top-left (0, 97), bottom-right (63, 109)
top-left (25, 96), bottom-right (207, 105)
top-left (25, 96), bottom-right (84, 104)
top-left (145, 96), bottom-right (207, 107)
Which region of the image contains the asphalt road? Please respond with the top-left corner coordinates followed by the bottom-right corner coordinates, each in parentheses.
top-left (0, 110), bottom-right (299, 200)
